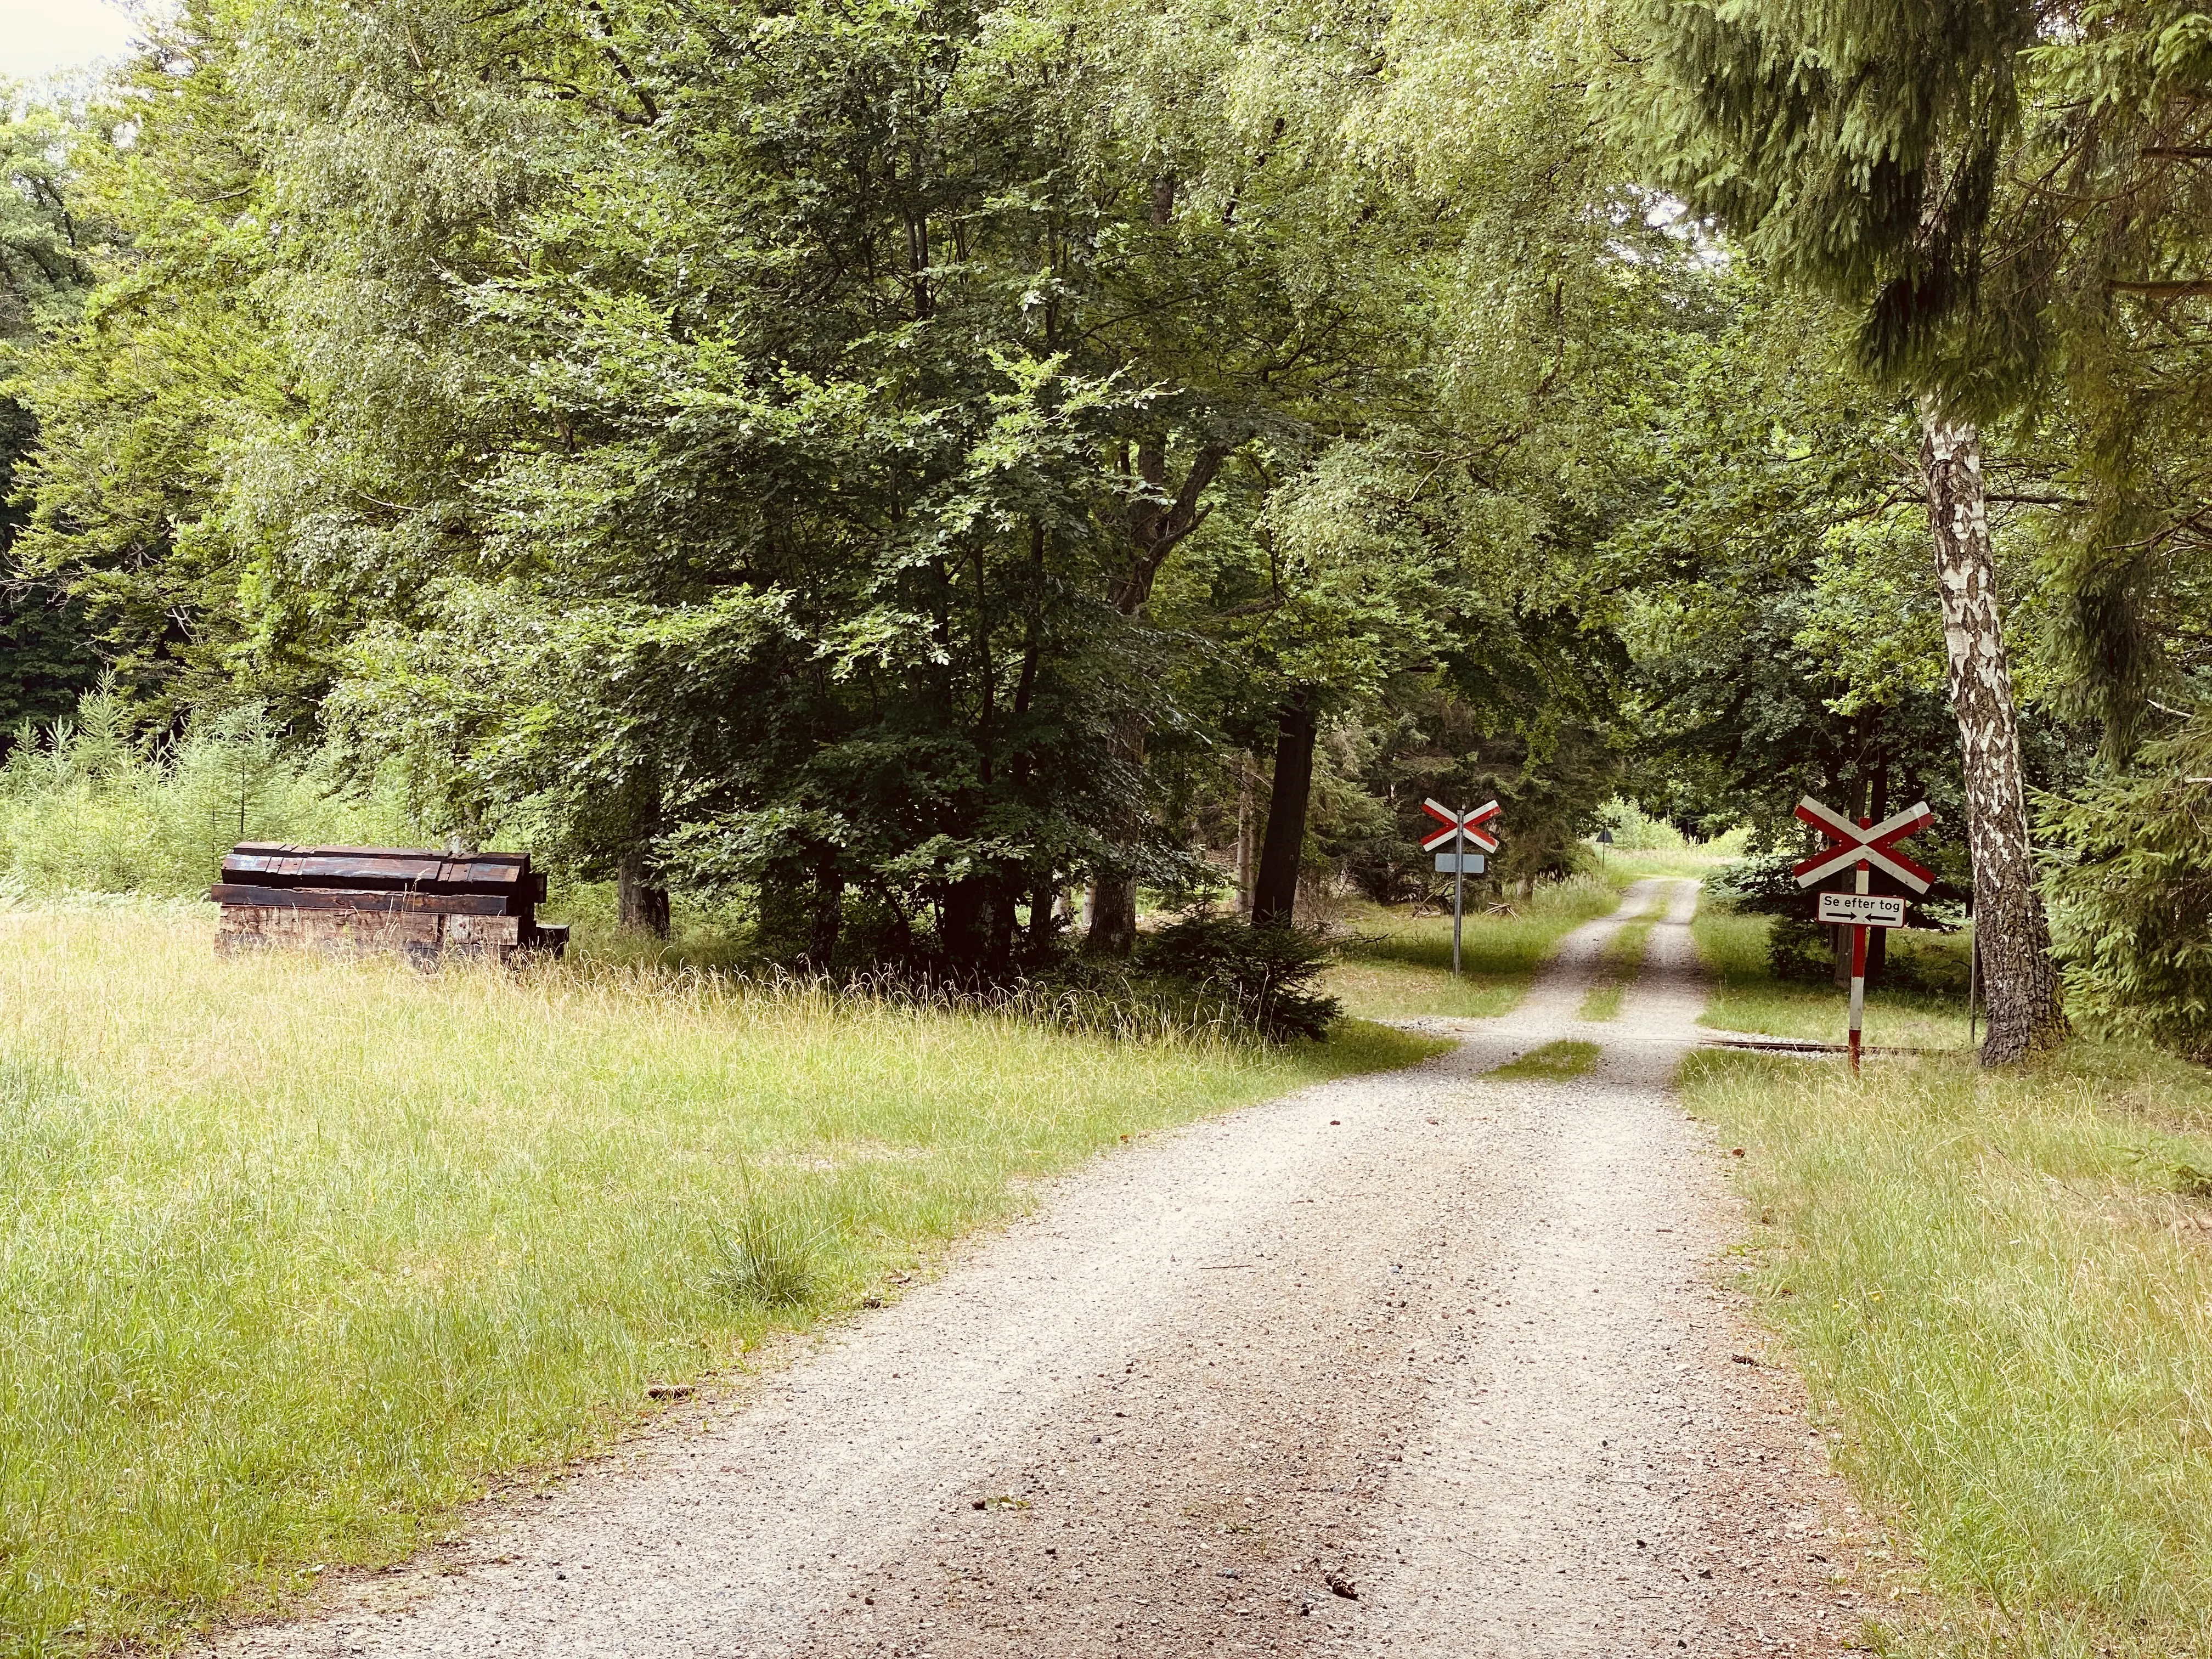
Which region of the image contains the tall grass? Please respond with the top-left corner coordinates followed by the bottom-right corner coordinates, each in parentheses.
top-left (1322, 876), bottom-right (1621, 1019)
top-left (0, 906), bottom-right (1438, 1655)
top-left (1688, 1046), bottom-right (2212, 1656)
top-left (1578, 913), bottom-right (1655, 1021)
top-left (1694, 900), bottom-right (1974, 1050)
top-left (0, 689), bottom-right (417, 899)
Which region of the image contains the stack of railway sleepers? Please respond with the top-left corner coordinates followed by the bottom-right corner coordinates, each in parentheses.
top-left (210, 843), bottom-right (569, 963)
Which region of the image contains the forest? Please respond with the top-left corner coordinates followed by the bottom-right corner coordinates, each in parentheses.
top-left (3, 0), bottom-right (2211, 1064)
top-left (25, 6), bottom-right (2212, 1655)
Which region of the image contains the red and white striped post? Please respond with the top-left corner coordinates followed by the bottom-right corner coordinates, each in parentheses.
top-left (1847, 819), bottom-right (1871, 1071)
top-left (1792, 797), bottom-right (1936, 1074)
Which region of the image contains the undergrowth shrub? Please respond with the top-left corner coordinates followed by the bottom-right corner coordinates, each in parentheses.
top-left (2044, 720), bottom-right (2212, 1056)
top-left (1132, 911), bottom-right (1342, 1042)
top-left (1711, 853), bottom-right (1968, 989)
top-left (827, 913), bottom-right (1342, 1043)
top-left (0, 686), bottom-right (415, 898)
top-left (1764, 916), bottom-right (1836, 983)
top-left (1595, 798), bottom-right (1688, 850)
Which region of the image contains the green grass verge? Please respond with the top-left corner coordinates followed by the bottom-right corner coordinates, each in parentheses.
top-left (1579, 916), bottom-right (1657, 1022)
top-left (1694, 901), bottom-right (1974, 1051)
top-left (0, 906), bottom-right (1442, 1654)
top-left (1686, 1044), bottom-right (2212, 1656)
top-left (1489, 1039), bottom-right (1601, 1080)
top-left (1580, 982), bottom-right (1626, 1022)
top-left (1322, 877), bottom-right (1621, 1020)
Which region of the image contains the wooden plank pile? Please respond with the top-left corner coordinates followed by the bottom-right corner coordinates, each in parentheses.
top-left (210, 843), bottom-right (569, 964)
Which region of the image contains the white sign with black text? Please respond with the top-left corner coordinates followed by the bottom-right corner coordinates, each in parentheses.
top-left (1816, 891), bottom-right (1906, 928)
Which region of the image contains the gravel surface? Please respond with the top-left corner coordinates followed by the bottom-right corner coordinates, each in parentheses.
top-left (212, 878), bottom-right (1878, 1658)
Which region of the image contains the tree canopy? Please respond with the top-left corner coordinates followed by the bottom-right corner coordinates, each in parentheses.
top-left (9, 0), bottom-right (2212, 1054)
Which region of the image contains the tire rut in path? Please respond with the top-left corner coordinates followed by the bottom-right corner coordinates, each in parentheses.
top-left (213, 877), bottom-right (1876, 1659)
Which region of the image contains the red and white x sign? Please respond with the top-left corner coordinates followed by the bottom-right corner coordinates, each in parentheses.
top-left (1421, 798), bottom-right (1500, 854)
top-left (1792, 797), bottom-right (1936, 894)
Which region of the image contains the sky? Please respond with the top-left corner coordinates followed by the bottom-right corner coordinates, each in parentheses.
top-left (0, 0), bottom-right (144, 82)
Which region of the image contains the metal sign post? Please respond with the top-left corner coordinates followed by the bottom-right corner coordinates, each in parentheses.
top-left (1793, 796), bottom-right (1936, 1073)
top-left (1453, 812), bottom-right (1464, 978)
top-left (1420, 798), bottom-right (1500, 979)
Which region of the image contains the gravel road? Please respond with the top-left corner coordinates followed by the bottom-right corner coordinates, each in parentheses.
top-left (215, 877), bottom-right (1876, 1658)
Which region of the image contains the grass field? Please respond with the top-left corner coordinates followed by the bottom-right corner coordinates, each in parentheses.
top-left (1321, 876), bottom-right (1620, 1019)
top-left (0, 905), bottom-right (1440, 1655)
top-left (1694, 902), bottom-right (1974, 1052)
top-left (1688, 1045), bottom-right (2212, 1656)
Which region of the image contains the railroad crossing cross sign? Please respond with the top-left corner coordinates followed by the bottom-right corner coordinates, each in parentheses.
top-left (1417, 798), bottom-right (1500, 979)
top-left (1420, 798), bottom-right (1500, 855)
top-left (1791, 793), bottom-right (1936, 1072)
top-left (1791, 798), bottom-right (1937, 894)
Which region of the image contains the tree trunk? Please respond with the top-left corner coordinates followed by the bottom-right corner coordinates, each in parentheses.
top-left (617, 851), bottom-right (670, 939)
top-left (1082, 437), bottom-right (1235, 958)
top-left (943, 877), bottom-right (996, 973)
top-left (941, 874), bottom-right (1019, 976)
top-left (1085, 874), bottom-right (1138, 956)
top-left (806, 854), bottom-right (842, 971)
top-left (873, 882), bottom-right (913, 960)
top-left (985, 876), bottom-right (1018, 969)
top-left (1026, 874), bottom-right (1058, 956)
top-left (1086, 725), bottom-right (1146, 957)
top-left (1233, 753), bottom-right (1255, 918)
top-left (1251, 696), bottom-right (1318, 929)
top-left (1920, 410), bottom-right (2067, 1063)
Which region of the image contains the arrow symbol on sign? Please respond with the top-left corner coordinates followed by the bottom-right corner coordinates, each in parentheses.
top-left (1791, 797), bottom-right (1937, 893)
top-left (1420, 798), bottom-right (1500, 854)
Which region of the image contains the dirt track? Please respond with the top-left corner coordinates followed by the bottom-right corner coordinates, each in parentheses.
top-left (215, 877), bottom-right (1876, 1658)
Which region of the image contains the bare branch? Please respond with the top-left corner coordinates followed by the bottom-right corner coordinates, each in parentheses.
top-left (2109, 279), bottom-right (2212, 298)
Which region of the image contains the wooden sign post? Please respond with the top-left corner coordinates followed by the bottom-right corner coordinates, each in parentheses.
top-left (1792, 797), bottom-right (1936, 1072)
top-left (1421, 798), bottom-right (1500, 978)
